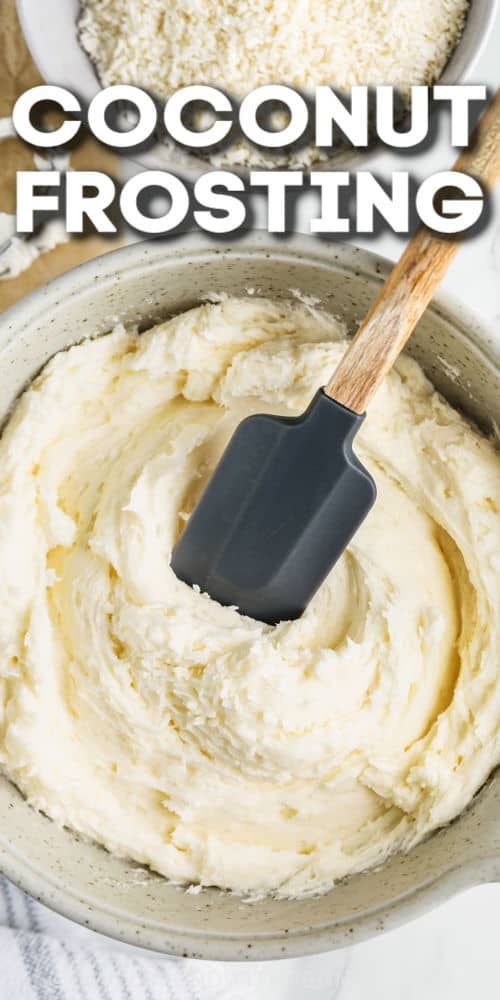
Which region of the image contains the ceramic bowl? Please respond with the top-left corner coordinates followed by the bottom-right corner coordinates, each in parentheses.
top-left (0, 234), bottom-right (498, 959)
top-left (16, 0), bottom-right (499, 177)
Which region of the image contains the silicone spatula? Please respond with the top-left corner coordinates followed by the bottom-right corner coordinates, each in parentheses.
top-left (172, 91), bottom-right (500, 624)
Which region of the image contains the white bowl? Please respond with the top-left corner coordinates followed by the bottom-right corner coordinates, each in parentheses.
top-left (16, 0), bottom-right (499, 177)
top-left (0, 233), bottom-right (498, 959)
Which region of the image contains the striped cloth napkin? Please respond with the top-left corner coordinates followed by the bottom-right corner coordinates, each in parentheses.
top-left (0, 875), bottom-right (340, 1000)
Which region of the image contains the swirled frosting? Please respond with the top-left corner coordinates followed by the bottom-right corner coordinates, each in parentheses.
top-left (0, 298), bottom-right (498, 897)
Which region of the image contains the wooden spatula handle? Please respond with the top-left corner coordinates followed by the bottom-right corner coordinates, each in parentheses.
top-left (325, 88), bottom-right (500, 414)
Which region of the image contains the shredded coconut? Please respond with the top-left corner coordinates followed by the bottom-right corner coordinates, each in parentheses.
top-left (79, 0), bottom-right (469, 166)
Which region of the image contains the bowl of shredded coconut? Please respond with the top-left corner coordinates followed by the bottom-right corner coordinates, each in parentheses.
top-left (17, 0), bottom-right (498, 172)
top-left (0, 233), bottom-right (498, 958)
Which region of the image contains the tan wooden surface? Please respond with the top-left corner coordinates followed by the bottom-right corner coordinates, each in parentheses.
top-left (325, 89), bottom-right (500, 413)
top-left (0, 0), bottom-right (123, 315)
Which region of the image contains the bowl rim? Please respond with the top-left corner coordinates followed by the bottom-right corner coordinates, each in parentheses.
top-left (0, 829), bottom-right (497, 960)
top-left (0, 232), bottom-right (498, 960)
top-left (2, 231), bottom-right (499, 370)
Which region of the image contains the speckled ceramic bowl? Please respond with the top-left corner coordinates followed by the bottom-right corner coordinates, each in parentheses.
top-left (17, 0), bottom-right (499, 176)
top-left (0, 234), bottom-right (498, 960)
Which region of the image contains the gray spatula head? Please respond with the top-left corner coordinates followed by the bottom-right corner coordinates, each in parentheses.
top-left (171, 389), bottom-right (376, 624)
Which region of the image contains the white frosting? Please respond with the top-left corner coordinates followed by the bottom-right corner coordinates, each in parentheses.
top-left (0, 117), bottom-right (14, 141)
top-left (0, 124), bottom-right (69, 282)
top-left (0, 298), bottom-right (498, 897)
top-left (0, 216), bottom-right (69, 281)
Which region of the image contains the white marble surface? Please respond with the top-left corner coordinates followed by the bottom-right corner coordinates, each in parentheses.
top-left (183, 884), bottom-right (500, 998)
